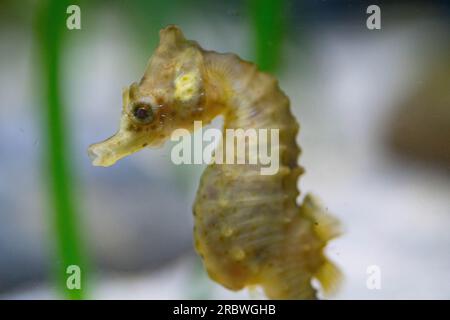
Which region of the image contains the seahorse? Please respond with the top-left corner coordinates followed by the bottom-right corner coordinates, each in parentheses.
top-left (88, 25), bottom-right (341, 299)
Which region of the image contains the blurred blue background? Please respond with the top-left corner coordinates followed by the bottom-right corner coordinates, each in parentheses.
top-left (0, 0), bottom-right (449, 299)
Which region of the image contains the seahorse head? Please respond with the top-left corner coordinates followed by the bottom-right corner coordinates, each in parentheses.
top-left (88, 25), bottom-right (211, 167)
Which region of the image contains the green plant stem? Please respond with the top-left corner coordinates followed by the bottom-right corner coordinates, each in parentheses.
top-left (249, 0), bottom-right (286, 72)
top-left (36, 0), bottom-right (87, 299)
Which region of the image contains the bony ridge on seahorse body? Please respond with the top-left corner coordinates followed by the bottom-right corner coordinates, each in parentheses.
top-left (88, 25), bottom-right (342, 299)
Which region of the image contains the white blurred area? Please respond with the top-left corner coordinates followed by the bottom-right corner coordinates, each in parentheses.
top-left (0, 4), bottom-right (449, 299)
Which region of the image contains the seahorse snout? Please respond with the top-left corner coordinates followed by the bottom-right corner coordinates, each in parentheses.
top-left (88, 142), bottom-right (117, 167)
top-left (88, 128), bottom-right (155, 167)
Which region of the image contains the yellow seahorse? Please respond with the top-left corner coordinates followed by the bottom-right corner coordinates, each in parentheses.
top-left (88, 25), bottom-right (341, 299)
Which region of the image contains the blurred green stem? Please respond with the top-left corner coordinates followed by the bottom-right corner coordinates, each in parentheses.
top-left (36, 0), bottom-right (87, 299)
top-left (249, 0), bottom-right (286, 72)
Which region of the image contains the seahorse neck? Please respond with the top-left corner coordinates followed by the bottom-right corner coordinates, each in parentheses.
top-left (203, 51), bottom-right (300, 167)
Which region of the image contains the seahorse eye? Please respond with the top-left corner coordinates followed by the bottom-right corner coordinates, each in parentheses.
top-left (131, 103), bottom-right (153, 124)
